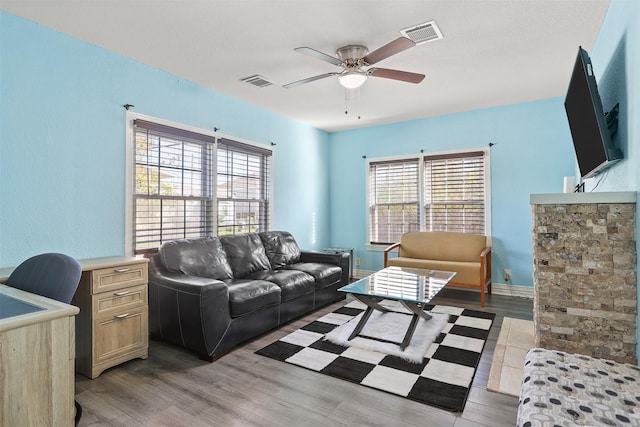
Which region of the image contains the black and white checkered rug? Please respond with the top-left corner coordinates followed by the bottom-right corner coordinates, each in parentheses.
top-left (256, 301), bottom-right (495, 412)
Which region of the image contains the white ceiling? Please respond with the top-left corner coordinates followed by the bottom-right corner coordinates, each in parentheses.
top-left (1, 0), bottom-right (611, 132)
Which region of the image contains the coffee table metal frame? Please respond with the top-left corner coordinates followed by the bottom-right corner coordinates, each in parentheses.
top-left (338, 266), bottom-right (456, 351)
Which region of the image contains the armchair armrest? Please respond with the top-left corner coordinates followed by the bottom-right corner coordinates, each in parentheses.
top-left (383, 242), bottom-right (401, 267)
top-left (479, 246), bottom-right (492, 283)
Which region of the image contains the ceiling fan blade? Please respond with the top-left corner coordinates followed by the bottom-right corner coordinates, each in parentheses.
top-left (369, 68), bottom-right (425, 84)
top-left (363, 37), bottom-right (416, 65)
top-left (283, 72), bottom-right (338, 88)
top-left (294, 47), bottom-right (342, 66)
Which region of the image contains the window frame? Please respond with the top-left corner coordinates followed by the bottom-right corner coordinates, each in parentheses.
top-left (366, 148), bottom-right (491, 250)
top-left (125, 112), bottom-right (273, 255)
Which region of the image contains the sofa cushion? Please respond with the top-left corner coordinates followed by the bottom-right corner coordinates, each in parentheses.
top-left (287, 263), bottom-right (342, 289)
top-left (387, 258), bottom-right (480, 285)
top-left (159, 237), bottom-right (233, 280)
top-left (225, 279), bottom-right (281, 317)
top-left (248, 269), bottom-right (315, 301)
top-left (259, 231), bottom-right (301, 268)
top-left (220, 233), bottom-right (271, 278)
top-left (399, 231), bottom-right (487, 263)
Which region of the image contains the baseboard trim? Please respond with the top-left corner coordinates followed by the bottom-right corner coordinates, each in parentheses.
top-left (491, 283), bottom-right (533, 299)
top-left (353, 270), bottom-right (533, 300)
top-left (353, 269), bottom-right (375, 279)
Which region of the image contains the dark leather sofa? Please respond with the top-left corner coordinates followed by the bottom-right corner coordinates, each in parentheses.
top-left (146, 231), bottom-right (349, 360)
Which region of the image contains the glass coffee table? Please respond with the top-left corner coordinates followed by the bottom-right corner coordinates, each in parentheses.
top-left (338, 266), bottom-right (456, 350)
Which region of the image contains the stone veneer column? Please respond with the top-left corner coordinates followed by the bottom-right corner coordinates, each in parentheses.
top-left (531, 192), bottom-right (637, 364)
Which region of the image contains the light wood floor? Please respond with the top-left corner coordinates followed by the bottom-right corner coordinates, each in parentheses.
top-left (75, 288), bottom-right (533, 426)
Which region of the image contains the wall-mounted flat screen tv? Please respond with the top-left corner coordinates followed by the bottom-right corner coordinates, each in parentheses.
top-left (564, 47), bottom-right (621, 180)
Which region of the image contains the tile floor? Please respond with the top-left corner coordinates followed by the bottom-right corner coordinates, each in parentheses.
top-left (487, 317), bottom-right (534, 397)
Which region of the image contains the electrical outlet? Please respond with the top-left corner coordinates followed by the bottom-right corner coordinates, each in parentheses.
top-left (355, 257), bottom-right (361, 267)
top-left (504, 269), bottom-right (512, 282)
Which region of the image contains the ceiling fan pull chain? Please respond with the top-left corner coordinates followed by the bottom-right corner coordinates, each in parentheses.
top-left (345, 89), bottom-right (350, 115)
top-left (344, 88), bottom-right (363, 120)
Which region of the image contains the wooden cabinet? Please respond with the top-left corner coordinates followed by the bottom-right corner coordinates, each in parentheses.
top-left (72, 257), bottom-right (149, 379)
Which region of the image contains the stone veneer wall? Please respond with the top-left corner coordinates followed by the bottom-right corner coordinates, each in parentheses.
top-left (532, 194), bottom-right (637, 364)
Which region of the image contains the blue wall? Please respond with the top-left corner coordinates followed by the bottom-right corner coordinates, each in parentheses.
top-left (583, 0), bottom-right (639, 195)
top-left (0, 11), bottom-right (331, 267)
top-left (328, 99), bottom-right (577, 287)
top-left (579, 0), bottom-right (640, 354)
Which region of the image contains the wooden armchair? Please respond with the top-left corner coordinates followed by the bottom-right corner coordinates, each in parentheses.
top-left (383, 231), bottom-right (492, 307)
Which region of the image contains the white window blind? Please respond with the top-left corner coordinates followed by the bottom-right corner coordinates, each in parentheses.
top-left (368, 158), bottom-right (420, 245)
top-left (216, 138), bottom-right (271, 235)
top-left (424, 151), bottom-right (485, 233)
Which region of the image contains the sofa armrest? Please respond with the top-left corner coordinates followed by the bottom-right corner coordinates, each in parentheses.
top-left (149, 269), bottom-right (228, 293)
top-left (300, 250), bottom-right (350, 285)
top-left (383, 242), bottom-right (401, 267)
top-left (145, 253), bottom-right (231, 357)
top-left (146, 252), bottom-right (228, 295)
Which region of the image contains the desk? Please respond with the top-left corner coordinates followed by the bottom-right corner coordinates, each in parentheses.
top-left (0, 285), bottom-right (79, 426)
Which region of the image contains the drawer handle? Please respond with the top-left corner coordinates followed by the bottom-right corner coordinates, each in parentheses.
top-left (114, 290), bottom-right (131, 296)
top-left (114, 268), bottom-right (130, 273)
top-left (114, 313), bottom-right (130, 319)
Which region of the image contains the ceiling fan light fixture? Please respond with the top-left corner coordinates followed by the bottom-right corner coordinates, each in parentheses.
top-left (338, 70), bottom-right (368, 89)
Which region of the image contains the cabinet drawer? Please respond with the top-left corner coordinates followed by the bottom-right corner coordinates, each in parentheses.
top-left (93, 306), bottom-right (148, 366)
top-left (93, 284), bottom-right (147, 318)
top-left (92, 262), bottom-right (148, 294)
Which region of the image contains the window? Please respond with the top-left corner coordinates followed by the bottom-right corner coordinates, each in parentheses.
top-left (216, 139), bottom-right (271, 236)
top-left (424, 151), bottom-right (486, 233)
top-left (132, 119), bottom-right (271, 253)
top-left (368, 158), bottom-right (420, 244)
top-left (368, 150), bottom-right (488, 245)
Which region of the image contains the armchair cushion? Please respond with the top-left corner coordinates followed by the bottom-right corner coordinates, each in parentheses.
top-left (398, 231), bottom-right (487, 263)
top-left (386, 258), bottom-right (481, 286)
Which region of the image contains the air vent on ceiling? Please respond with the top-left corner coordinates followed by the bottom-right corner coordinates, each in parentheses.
top-left (400, 20), bottom-right (443, 45)
top-left (240, 75), bottom-right (274, 88)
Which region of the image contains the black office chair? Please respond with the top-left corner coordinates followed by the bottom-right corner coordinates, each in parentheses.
top-left (7, 253), bottom-right (84, 426)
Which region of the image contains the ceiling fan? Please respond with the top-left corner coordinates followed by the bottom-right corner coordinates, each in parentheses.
top-left (283, 36), bottom-right (425, 89)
